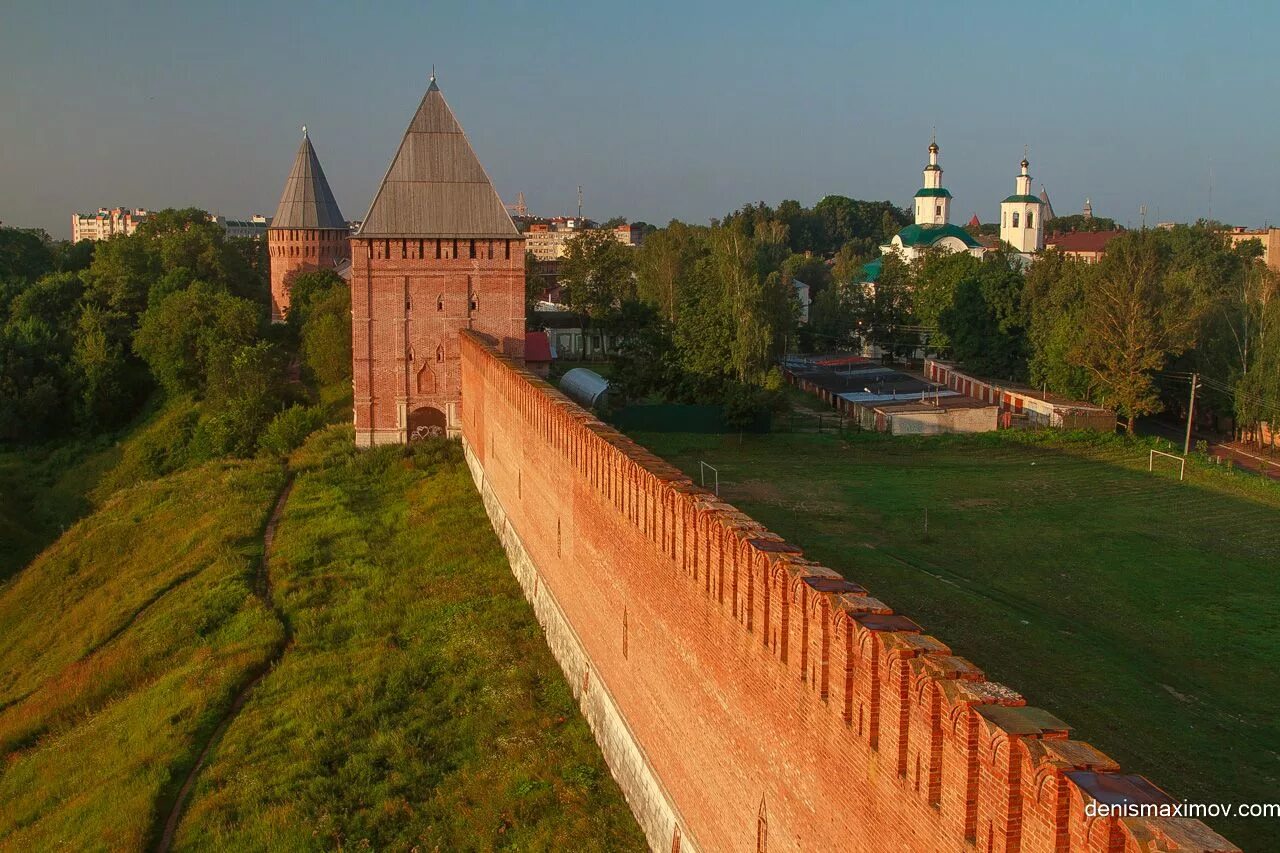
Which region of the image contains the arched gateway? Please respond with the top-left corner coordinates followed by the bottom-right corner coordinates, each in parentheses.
top-left (407, 406), bottom-right (447, 441)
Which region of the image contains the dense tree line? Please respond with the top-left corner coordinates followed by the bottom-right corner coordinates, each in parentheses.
top-left (545, 197), bottom-right (910, 425)
top-left (545, 199), bottom-right (1276, 442)
top-left (0, 212), bottom-right (349, 456)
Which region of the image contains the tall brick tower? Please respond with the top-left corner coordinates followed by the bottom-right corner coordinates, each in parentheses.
top-left (267, 128), bottom-right (349, 323)
top-left (351, 76), bottom-right (525, 447)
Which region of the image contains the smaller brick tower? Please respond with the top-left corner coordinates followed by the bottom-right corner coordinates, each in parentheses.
top-left (351, 76), bottom-right (525, 446)
top-left (267, 127), bottom-right (349, 323)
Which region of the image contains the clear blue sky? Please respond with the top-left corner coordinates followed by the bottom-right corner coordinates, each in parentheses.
top-left (2, 0), bottom-right (1276, 238)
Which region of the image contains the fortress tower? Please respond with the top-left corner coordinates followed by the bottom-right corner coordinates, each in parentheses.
top-left (351, 76), bottom-right (525, 447)
top-left (267, 128), bottom-right (349, 322)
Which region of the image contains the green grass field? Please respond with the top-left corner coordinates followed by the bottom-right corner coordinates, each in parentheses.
top-left (173, 428), bottom-right (644, 851)
top-left (0, 458), bottom-right (286, 849)
top-left (627, 427), bottom-right (1280, 850)
top-left (0, 421), bottom-right (643, 850)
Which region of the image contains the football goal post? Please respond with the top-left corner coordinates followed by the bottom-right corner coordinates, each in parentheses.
top-left (1149, 449), bottom-right (1186, 482)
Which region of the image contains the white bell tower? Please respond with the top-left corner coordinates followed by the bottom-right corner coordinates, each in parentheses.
top-left (1000, 155), bottom-right (1045, 253)
top-left (914, 136), bottom-right (952, 226)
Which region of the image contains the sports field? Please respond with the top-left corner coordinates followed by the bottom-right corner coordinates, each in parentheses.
top-left (626, 427), bottom-right (1280, 849)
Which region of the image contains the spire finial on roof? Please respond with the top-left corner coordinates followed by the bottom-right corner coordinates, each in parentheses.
top-left (302, 124), bottom-right (308, 139)
top-left (429, 65), bottom-right (438, 91)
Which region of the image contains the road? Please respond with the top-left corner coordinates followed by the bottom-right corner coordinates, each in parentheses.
top-left (1136, 416), bottom-right (1280, 481)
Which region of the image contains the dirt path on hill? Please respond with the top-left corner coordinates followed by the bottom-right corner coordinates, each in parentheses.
top-left (153, 473), bottom-right (295, 853)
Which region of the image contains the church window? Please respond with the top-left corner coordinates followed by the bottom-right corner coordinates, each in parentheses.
top-left (504, 240), bottom-right (511, 260)
top-left (1027, 212), bottom-right (1034, 228)
top-left (436, 344), bottom-right (444, 362)
top-left (435, 239), bottom-right (442, 259)
top-left (1012, 212), bottom-right (1019, 228)
top-left (470, 295), bottom-right (479, 312)
top-left (436, 294), bottom-right (444, 311)
top-left (935, 205), bottom-right (941, 217)
top-left (469, 239), bottom-right (477, 259)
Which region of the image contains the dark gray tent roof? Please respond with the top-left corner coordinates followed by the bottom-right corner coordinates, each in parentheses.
top-left (357, 79), bottom-right (518, 239)
top-left (271, 131), bottom-right (347, 230)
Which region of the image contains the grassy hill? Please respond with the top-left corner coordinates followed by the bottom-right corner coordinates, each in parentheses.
top-left (173, 429), bottom-right (643, 850)
top-left (0, 457), bottom-right (285, 849)
top-left (0, 397), bottom-right (204, 582)
top-left (628, 426), bottom-right (1279, 850)
top-left (0, 424), bottom-right (643, 850)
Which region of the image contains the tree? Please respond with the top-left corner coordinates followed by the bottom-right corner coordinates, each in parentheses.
top-left (808, 285), bottom-right (856, 350)
top-left (912, 250), bottom-right (981, 350)
top-left (1070, 232), bottom-right (1200, 432)
top-left (301, 286), bottom-right (352, 388)
top-left (605, 299), bottom-right (675, 404)
top-left (524, 250), bottom-right (544, 316)
top-left (853, 253), bottom-right (915, 355)
top-left (635, 221), bottom-right (706, 324)
top-left (1023, 248), bottom-right (1091, 399)
top-left (133, 282), bottom-right (259, 397)
top-left (194, 340), bottom-right (285, 458)
top-left (72, 304), bottom-right (135, 429)
top-left (284, 268), bottom-right (346, 333)
top-left (81, 233), bottom-right (160, 319)
top-left (559, 228), bottom-right (635, 320)
top-left (938, 253), bottom-right (1027, 379)
top-left (0, 227), bottom-right (54, 282)
top-left (1046, 214), bottom-right (1119, 234)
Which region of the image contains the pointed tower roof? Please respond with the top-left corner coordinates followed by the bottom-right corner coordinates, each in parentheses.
top-left (1038, 186), bottom-right (1056, 220)
top-left (358, 77), bottom-right (518, 238)
top-left (271, 128), bottom-right (347, 230)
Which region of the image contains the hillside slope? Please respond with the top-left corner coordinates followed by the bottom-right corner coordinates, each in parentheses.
top-left (0, 458), bottom-right (286, 849)
top-left (172, 428), bottom-right (645, 850)
top-left (0, 426), bottom-right (644, 850)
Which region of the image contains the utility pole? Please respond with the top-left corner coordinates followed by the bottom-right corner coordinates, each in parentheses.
top-left (1184, 373), bottom-right (1199, 455)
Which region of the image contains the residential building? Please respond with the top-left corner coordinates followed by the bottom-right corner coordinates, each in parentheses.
top-left (211, 214), bottom-right (271, 239)
top-left (267, 128), bottom-right (350, 323)
top-left (522, 218), bottom-right (642, 260)
top-left (1223, 226), bottom-right (1280, 272)
top-left (1043, 229), bottom-right (1124, 263)
top-left (70, 207), bottom-right (148, 242)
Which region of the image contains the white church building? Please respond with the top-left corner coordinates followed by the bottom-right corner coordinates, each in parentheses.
top-left (867, 139), bottom-right (1049, 281)
top-left (999, 156), bottom-right (1046, 253)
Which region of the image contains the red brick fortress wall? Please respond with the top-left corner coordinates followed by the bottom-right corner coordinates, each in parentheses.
top-left (459, 331), bottom-right (1236, 853)
top-left (351, 236), bottom-right (524, 447)
top-left (267, 227), bottom-right (350, 323)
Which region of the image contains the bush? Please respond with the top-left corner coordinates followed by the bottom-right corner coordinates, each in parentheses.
top-left (258, 405), bottom-right (326, 458)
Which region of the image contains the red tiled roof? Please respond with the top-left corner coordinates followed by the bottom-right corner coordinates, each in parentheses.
top-left (525, 331), bottom-right (552, 362)
top-left (1045, 230), bottom-right (1125, 253)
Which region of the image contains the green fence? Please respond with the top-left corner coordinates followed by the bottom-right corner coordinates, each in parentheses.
top-left (608, 404), bottom-right (771, 434)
